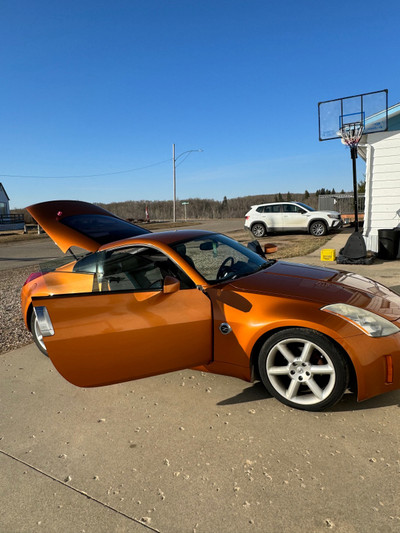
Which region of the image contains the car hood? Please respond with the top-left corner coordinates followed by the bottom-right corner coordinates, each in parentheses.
top-left (229, 261), bottom-right (400, 320)
top-left (27, 200), bottom-right (151, 253)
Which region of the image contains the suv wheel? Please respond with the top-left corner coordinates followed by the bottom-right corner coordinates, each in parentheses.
top-left (309, 220), bottom-right (327, 236)
top-left (251, 223), bottom-right (266, 238)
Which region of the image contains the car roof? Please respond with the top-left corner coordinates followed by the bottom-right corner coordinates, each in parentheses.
top-left (251, 201), bottom-right (301, 207)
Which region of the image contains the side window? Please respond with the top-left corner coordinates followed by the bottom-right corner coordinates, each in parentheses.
top-left (100, 247), bottom-right (195, 292)
top-left (257, 205), bottom-right (281, 214)
top-left (283, 204), bottom-right (295, 213)
top-left (282, 204), bottom-right (306, 214)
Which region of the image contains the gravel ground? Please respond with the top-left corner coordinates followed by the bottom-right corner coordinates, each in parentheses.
top-left (0, 265), bottom-right (37, 354)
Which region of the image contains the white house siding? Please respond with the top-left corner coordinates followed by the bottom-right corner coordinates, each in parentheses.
top-left (362, 131), bottom-right (400, 252)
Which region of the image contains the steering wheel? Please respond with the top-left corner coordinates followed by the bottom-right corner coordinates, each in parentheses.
top-left (216, 256), bottom-right (235, 280)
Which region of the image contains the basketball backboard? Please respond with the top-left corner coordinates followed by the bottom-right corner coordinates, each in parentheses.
top-left (318, 89), bottom-right (388, 141)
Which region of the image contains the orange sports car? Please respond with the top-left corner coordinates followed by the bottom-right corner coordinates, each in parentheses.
top-left (21, 200), bottom-right (400, 411)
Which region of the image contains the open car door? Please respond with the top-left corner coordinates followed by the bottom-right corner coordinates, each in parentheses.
top-left (32, 285), bottom-right (212, 387)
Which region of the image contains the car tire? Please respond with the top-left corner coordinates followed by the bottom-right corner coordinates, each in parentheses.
top-left (251, 223), bottom-right (266, 238)
top-left (258, 328), bottom-right (349, 411)
top-left (309, 220), bottom-right (327, 236)
top-left (30, 312), bottom-right (49, 357)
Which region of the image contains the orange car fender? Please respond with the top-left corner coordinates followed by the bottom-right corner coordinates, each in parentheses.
top-left (22, 271), bottom-right (95, 329)
top-left (208, 288), bottom-right (386, 398)
top-left (243, 315), bottom-right (400, 403)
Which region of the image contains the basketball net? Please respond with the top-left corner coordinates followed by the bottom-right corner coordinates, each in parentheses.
top-left (337, 122), bottom-right (364, 148)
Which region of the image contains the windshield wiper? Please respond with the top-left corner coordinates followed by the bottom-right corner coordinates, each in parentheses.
top-left (256, 260), bottom-right (276, 272)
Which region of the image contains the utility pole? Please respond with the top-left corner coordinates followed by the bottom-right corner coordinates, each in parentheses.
top-left (172, 144), bottom-right (203, 223)
top-left (172, 143), bottom-right (176, 223)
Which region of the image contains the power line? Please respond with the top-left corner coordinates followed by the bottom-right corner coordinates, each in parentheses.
top-left (1, 158), bottom-right (172, 179)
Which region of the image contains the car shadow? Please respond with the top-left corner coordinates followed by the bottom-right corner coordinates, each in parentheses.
top-left (217, 381), bottom-right (400, 411)
top-left (330, 389), bottom-right (400, 412)
top-left (217, 382), bottom-right (271, 405)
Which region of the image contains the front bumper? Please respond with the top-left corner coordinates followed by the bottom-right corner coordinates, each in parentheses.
top-left (330, 219), bottom-right (343, 230)
top-left (342, 330), bottom-right (400, 402)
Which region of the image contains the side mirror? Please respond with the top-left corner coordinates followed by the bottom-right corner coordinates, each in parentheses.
top-left (247, 240), bottom-right (266, 258)
top-left (163, 276), bottom-right (180, 294)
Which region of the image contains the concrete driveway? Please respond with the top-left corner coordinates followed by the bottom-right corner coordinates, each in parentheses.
top-left (1, 223), bottom-right (400, 532)
top-left (1, 343), bottom-right (399, 533)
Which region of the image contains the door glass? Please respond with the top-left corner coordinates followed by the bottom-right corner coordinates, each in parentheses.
top-left (39, 246), bottom-right (195, 297)
top-left (98, 246), bottom-right (195, 291)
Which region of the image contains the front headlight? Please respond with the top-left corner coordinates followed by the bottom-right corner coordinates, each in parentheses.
top-left (327, 214), bottom-right (340, 219)
top-left (322, 303), bottom-right (400, 337)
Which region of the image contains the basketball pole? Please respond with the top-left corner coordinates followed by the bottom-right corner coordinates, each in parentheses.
top-left (350, 145), bottom-right (359, 233)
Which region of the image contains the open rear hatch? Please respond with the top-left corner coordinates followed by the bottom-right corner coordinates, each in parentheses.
top-left (27, 200), bottom-right (151, 253)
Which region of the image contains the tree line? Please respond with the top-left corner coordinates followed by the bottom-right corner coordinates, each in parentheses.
top-left (15, 190), bottom-right (354, 223)
top-left (96, 191), bottom-right (322, 221)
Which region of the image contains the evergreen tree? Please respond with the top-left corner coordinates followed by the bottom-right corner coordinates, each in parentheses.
top-left (358, 180), bottom-right (366, 193)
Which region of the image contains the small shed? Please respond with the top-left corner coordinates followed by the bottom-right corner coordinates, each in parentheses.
top-left (0, 182), bottom-right (25, 231)
top-left (358, 103), bottom-right (400, 252)
top-left (0, 182), bottom-right (10, 216)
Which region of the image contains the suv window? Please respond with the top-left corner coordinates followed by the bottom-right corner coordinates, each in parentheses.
top-left (256, 205), bottom-right (281, 213)
top-left (283, 204), bottom-right (306, 214)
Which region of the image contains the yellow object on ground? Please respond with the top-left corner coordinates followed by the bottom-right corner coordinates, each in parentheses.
top-left (320, 249), bottom-right (336, 261)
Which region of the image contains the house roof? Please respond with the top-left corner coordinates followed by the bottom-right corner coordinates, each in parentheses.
top-left (364, 102), bottom-right (400, 132)
top-left (358, 101), bottom-right (400, 161)
top-left (0, 183), bottom-right (10, 201)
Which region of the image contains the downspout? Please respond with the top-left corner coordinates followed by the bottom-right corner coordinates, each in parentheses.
top-left (357, 143), bottom-right (372, 241)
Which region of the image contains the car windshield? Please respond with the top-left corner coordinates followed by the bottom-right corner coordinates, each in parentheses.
top-left (296, 202), bottom-right (315, 211)
top-left (171, 234), bottom-right (269, 284)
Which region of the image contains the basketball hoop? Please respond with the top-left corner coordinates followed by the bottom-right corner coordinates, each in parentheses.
top-left (318, 90), bottom-right (389, 236)
top-left (337, 122), bottom-right (364, 147)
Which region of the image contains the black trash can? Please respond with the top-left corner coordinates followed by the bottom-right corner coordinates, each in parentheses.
top-left (395, 228), bottom-right (400, 259)
top-left (378, 228), bottom-right (400, 260)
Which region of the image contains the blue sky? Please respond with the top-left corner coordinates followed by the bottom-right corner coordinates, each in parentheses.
top-left (1, 0), bottom-right (399, 209)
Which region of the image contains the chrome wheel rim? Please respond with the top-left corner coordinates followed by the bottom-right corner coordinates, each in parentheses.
top-left (266, 338), bottom-right (336, 406)
top-left (33, 315), bottom-right (47, 352)
top-left (252, 224), bottom-right (265, 237)
top-left (311, 222), bottom-right (325, 236)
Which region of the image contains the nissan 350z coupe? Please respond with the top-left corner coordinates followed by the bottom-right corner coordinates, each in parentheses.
top-left (21, 200), bottom-right (400, 411)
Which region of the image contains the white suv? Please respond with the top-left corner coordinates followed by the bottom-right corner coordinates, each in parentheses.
top-left (244, 201), bottom-right (342, 237)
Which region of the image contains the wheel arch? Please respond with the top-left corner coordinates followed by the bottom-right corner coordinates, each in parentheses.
top-left (250, 220), bottom-right (267, 232)
top-left (249, 325), bottom-right (357, 393)
top-left (26, 303), bottom-right (34, 332)
top-left (308, 218), bottom-right (328, 233)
